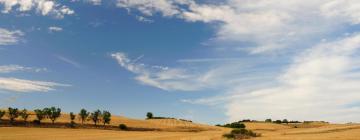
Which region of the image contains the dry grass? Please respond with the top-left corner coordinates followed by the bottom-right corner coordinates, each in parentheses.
top-left (1, 114), bottom-right (360, 140)
top-left (246, 122), bottom-right (360, 140)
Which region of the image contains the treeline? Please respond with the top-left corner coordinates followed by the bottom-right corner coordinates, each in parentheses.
top-left (0, 107), bottom-right (116, 128)
top-left (216, 121), bottom-right (246, 129)
top-left (145, 112), bottom-right (192, 122)
top-left (264, 119), bottom-right (301, 124)
top-left (229, 119), bottom-right (302, 124)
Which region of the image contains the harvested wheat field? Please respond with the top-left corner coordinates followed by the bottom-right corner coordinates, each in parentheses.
top-left (2, 115), bottom-right (360, 140)
top-left (246, 122), bottom-right (360, 140)
top-left (0, 127), bottom-right (226, 140)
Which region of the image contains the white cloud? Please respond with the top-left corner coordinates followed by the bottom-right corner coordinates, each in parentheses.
top-left (48, 26), bottom-right (63, 32)
top-left (0, 28), bottom-right (23, 46)
top-left (0, 0), bottom-right (74, 18)
top-left (116, 0), bottom-right (185, 17)
top-left (0, 65), bottom-right (47, 73)
top-left (111, 52), bottom-right (206, 91)
top-left (85, 0), bottom-right (101, 5)
top-left (0, 77), bottom-right (69, 92)
top-left (115, 0), bottom-right (360, 123)
top-left (136, 15), bottom-right (154, 23)
top-left (187, 34), bottom-right (360, 123)
top-left (115, 0), bottom-right (360, 54)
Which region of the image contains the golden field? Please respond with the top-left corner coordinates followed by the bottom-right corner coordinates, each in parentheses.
top-left (1, 114), bottom-right (360, 140)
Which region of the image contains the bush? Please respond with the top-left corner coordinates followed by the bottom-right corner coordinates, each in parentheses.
top-left (119, 124), bottom-right (127, 130)
top-left (69, 121), bottom-right (76, 128)
top-left (223, 128), bottom-right (261, 139)
top-left (274, 120), bottom-right (282, 124)
top-left (222, 133), bottom-right (235, 139)
top-left (33, 120), bottom-right (41, 125)
top-left (223, 122), bottom-right (246, 129)
top-left (265, 119), bottom-right (272, 123)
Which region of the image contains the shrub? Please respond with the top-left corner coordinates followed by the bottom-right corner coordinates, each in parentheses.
top-left (33, 120), bottom-right (41, 125)
top-left (222, 133), bottom-right (235, 139)
top-left (146, 112), bottom-right (153, 119)
top-left (274, 120), bottom-right (282, 124)
top-left (223, 128), bottom-right (261, 139)
top-left (265, 119), bottom-right (272, 123)
top-left (119, 124), bottom-right (127, 130)
top-left (223, 122), bottom-right (246, 129)
top-left (69, 121), bottom-right (76, 128)
top-left (0, 110), bottom-right (5, 121)
top-left (282, 119), bottom-right (289, 124)
top-left (70, 112), bottom-right (76, 121)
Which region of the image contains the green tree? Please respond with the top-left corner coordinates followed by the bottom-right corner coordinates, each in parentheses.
top-left (69, 112), bottom-right (76, 127)
top-left (146, 112), bottom-right (153, 119)
top-left (265, 119), bottom-right (272, 123)
top-left (8, 107), bottom-right (19, 124)
top-left (79, 109), bottom-right (89, 124)
top-left (34, 109), bottom-right (46, 123)
top-left (0, 110), bottom-right (5, 122)
top-left (90, 110), bottom-right (101, 126)
top-left (20, 109), bottom-right (29, 123)
top-left (70, 112), bottom-right (76, 121)
top-left (46, 107), bottom-right (61, 124)
top-left (102, 111), bottom-right (111, 126)
top-left (282, 119), bottom-right (289, 124)
top-left (274, 120), bottom-right (282, 124)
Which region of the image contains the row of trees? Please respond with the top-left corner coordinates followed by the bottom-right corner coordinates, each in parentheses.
top-left (265, 119), bottom-right (301, 124)
top-left (0, 107), bottom-right (112, 127)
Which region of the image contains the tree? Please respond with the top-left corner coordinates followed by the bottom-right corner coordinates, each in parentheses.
top-left (274, 120), bottom-right (282, 124)
top-left (20, 109), bottom-right (29, 123)
top-left (79, 109), bottom-right (89, 124)
top-left (8, 107), bottom-right (19, 124)
top-left (0, 110), bottom-right (5, 122)
top-left (69, 112), bottom-right (76, 128)
top-left (90, 110), bottom-right (101, 126)
top-left (46, 107), bottom-right (61, 124)
top-left (265, 119), bottom-right (272, 123)
top-left (70, 112), bottom-right (76, 122)
top-left (146, 112), bottom-right (153, 119)
top-left (102, 111), bottom-right (111, 126)
top-left (34, 109), bottom-right (46, 123)
top-left (282, 119), bottom-right (289, 124)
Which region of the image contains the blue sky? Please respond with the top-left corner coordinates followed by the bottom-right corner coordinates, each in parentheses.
top-left (1, 0), bottom-right (360, 124)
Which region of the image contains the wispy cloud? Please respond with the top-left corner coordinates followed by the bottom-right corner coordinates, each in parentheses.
top-left (116, 0), bottom-right (360, 123)
top-left (111, 52), bottom-right (206, 91)
top-left (0, 77), bottom-right (69, 93)
top-left (48, 26), bottom-right (63, 32)
top-left (55, 55), bottom-right (82, 68)
top-left (0, 28), bottom-right (23, 46)
top-left (0, 65), bottom-right (47, 73)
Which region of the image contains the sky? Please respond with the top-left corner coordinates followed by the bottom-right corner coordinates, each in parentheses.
top-left (0, 0), bottom-right (360, 124)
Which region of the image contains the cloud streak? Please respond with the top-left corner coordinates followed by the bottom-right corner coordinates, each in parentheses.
top-left (0, 65), bottom-right (47, 73)
top-left (0, 28), bottom-right (23, 46)
top-left (0, 77), bottom-right (69, 93)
